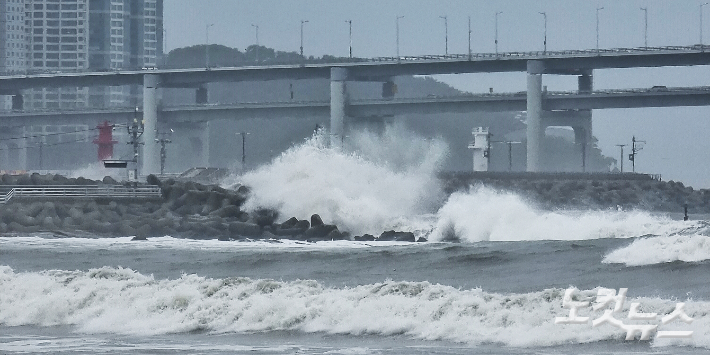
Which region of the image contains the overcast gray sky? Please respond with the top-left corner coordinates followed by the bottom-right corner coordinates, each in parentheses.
top-left (166, 0), bottom-right (710, 188)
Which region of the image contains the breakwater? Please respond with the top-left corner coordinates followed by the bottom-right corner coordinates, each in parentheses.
top-left (0, 172), bottom-right (707, 240)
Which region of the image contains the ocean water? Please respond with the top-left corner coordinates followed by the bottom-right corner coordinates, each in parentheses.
top-left (2, 128), bottom-right (710, 354)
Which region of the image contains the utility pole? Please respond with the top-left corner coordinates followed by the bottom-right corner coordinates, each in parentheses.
top-left (239, 132), bottom-right (250, 169)
top-left (127, 108), bottom-right (144, 180)
top-left (155, 130), bottom-right (172, 175)
top-left (616, 144), bottom-right (626, 173)
top-left (439, 15), bottom-right (448, 55)
top-left (630, 136), bottom-right (646, 173)
top-left (251, 24), bottom-right (259, 62)
top-left (38, 140), bottom-right (43, 170)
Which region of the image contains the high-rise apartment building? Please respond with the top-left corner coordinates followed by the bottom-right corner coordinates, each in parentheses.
top-left (1, 0), bottom-right (29, 110)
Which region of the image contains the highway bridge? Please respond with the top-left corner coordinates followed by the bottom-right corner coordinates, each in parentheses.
top-left (2, 45), bottom-right (710, 174)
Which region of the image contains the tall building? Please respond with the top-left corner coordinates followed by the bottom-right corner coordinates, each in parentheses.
top-left (0, 0), bottom-right (163, 170)
top-left (0, 0), bottom-right (29, 110)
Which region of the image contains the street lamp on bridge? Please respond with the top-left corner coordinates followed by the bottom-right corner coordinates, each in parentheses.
top-left (640, 7), bottom-right (648, 48)
top-left (439, 15), bottom-right (448, 55)
top-left (495, 11), bottom-right (503, 56)
top-left (596, 7), bottom-right (604, 54)
top-left (396, 15), bottom-right (404, 61)
top-left (701, 3), bottom-right (709, 51)
top-left (539, 12), bottom-right (547, 53)
top-left (300, 20), bottom-right (309, 57)
top-left (205, 23), bottom-right (214, 68)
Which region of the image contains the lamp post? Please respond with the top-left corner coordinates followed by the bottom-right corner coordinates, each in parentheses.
top-left (701, 3), bottom-right (709, 50)
top-left (205, 23), bottom-right (214, 68)
top-left (251, 24), bottom-right (259, 62)
top-left (239, 132), bottom-right (250, 169)
top-left (300, 20), bottom-right (309, 57)
top-left (539, 12), bottom-right (547, 53)
top-left (439, 15), bottom-right (448, 55)
top-left (596, 7), bottom-right (604, 54)
top-left (345, 20), bottom-right (352, 58)
top-left (495, 11), bottom-right (503, 55)
top-left (396, 15), bottom-right (404, 61)
top-left (640, 7), bottom-right (648, 48)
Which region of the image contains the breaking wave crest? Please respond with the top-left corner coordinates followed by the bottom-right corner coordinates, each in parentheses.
top-left (223, 125), bottom-right (447, 235)
top-left (603, 222), bottom-right (710, 266)
top-left (1, 266), bottom-right (708, 347)
top-left (430, 187), bottom-right (690, 242)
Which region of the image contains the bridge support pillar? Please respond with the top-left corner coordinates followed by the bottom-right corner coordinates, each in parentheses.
top-left (526, 60), bottom-right (545, 172)
top-left (200, 121), bottom-right (210, 167)
top-left (577, 70), bottom-right (593, 171)
top-left (142, 74), bottom-right (160, 176)
top-left (330, 67), bottom-right (349, 149)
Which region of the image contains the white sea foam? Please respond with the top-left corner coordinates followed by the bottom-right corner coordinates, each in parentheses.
top-left (429, 187), bottom-right (689, 242)
top-left (603, 232), bottom-right (710, 266)
top-left (223, 125), bottom-right (447, 236)
top-left (1, 266), bottom-right (708, 347)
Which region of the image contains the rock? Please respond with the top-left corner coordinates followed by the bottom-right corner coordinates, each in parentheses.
top-left (102, 176), bottom-right (119, 185)
top-left (145, 174), bottom-right (161, 186)
top-left (279, 217), bottom-right (299, 229)
top-left (131, 235), bottom-right (148, 241)
top-left (295, 220), bottom-right (310, 230)
top-left (416, 237), bottom-right (428, 242)
top-left (310, 214), bottom-right (324, 227)
top-left (354, 234), bottom-right (376, 241)
top-left (228, 221), bottom-right (261, 237)
top-left (378, 230), bottom-right (415, 242)
top-left (303, 224), bottom-right (338, 241)
top-left (253, 208), bottom-right (279, 228)
top-left (209, 205), bottom-right (242, 218)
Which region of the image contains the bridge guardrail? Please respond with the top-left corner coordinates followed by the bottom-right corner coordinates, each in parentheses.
top-left (0, 185), bottom-right (162, 204)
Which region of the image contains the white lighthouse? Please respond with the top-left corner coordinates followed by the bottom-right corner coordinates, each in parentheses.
top-left (468, 127), bottom-right (491, 172)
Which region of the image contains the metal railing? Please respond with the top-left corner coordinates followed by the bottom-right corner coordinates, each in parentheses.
top-left (0, 185), bottom-right (162, 204)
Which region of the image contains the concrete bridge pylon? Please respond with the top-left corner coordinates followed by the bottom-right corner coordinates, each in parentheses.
top-left (330, 67), bottom-right (348, 149)
top-left (526, 60), bottom-right (544, 172)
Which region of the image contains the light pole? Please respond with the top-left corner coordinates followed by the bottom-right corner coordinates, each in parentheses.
top-left (468, 16), bottom-right (472, 60)
top-left (596, 7), bottom-right (604, 54)
top-left (251, 24), bottom-right (260, 62)
top-left (539, 12), bottom-right (547, 53)
top-left (300, 20), bottom-right (309, 57)
top-left (640, 7), bottom-right (648, 48)
top-left (616, 144), bottom-right (626, 173)
top-left (495, 11), bottom-right (503, 55)
top-left (439, 15), bottom-right (448, 55)
top-left (205, 23), bottom-right (214, 68)
top-left (396, 15), bottom-right (404, 60)
top-left (701, 3), bottom-right (709, 50)
top-left (345, 20), bottom-right (352, 58)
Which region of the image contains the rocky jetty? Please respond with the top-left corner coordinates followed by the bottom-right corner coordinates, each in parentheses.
top-left (0, 173), bottom-right (408, 242)
top-left (442, 172), bottom-right (710, 213)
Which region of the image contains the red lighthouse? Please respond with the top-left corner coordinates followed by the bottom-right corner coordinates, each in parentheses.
top-left (93, 121), bottom-right (117, 161)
